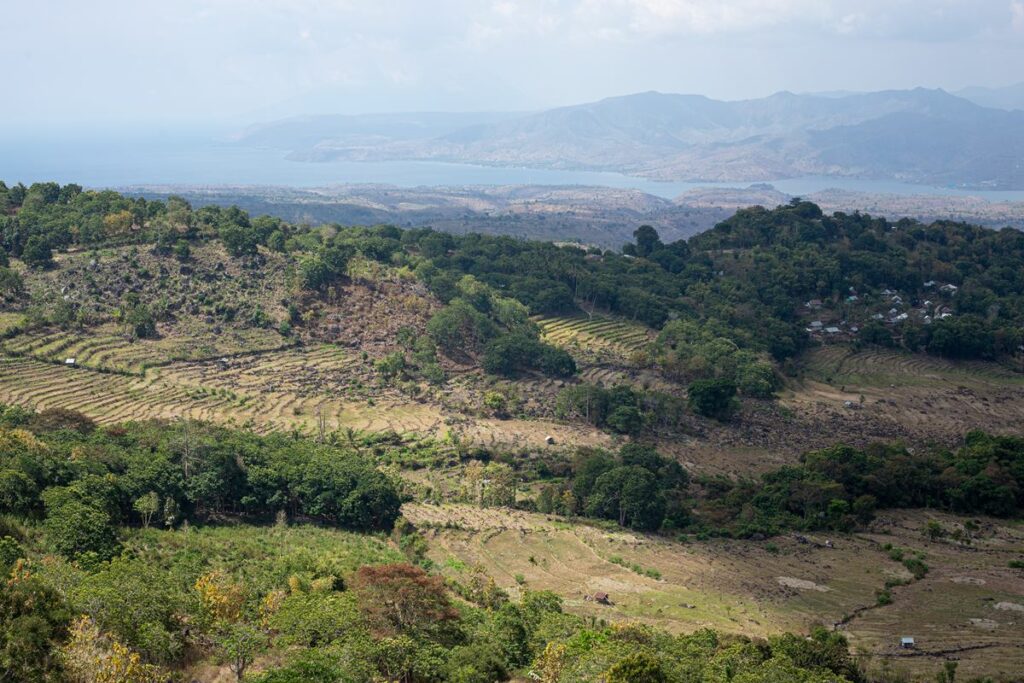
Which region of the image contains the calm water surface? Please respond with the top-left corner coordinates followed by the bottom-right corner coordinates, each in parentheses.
top-left (3, 131), bottom-right (1024, 201)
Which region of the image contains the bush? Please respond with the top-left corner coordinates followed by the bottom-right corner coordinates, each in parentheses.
top-left (21, 236), bottom-right (53, 269)
top-left (483, 391), bottom-right (508, 416)
top-left (606, 406), bottom-right (642, 435)
top-left (43, 498), bottom-right (120, 561)
top-left (687, 378), bottom-right (737, 420)
top-left (0, 535), bottom-right (24, 570)
top-left (428, 300), bottom-right (497, 355)
top-left (482, 334), bottom-right (575, 379)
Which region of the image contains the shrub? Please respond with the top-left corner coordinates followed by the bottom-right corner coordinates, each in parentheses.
top-left (482, 334), bottom-right (575, 378)
top-left (687, 378), bottom-right (737, 420)
top-left (21, 236), bottom-right (53, 269)
top-left (43, 498), bottom-right (120, 561)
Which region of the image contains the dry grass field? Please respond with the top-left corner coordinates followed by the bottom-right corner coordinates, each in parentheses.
top-left (788, 346), bottom-right (1024, 444)
top-left (2, 323), bottom-right (292, 374)
top-left (405, 503), bottom-right (1024, 681)
top-left (0, 348), bottom-right (612, 449)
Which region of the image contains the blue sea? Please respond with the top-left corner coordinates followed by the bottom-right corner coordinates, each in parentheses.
top-left (3, 129), bottom-right (1024, 201)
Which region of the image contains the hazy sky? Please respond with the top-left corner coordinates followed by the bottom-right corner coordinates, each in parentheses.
top-left (3, 0), bottom-right (1023, 127)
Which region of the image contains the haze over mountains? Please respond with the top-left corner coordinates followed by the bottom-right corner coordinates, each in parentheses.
top-left (239, 87), bottom-right (1024, 190)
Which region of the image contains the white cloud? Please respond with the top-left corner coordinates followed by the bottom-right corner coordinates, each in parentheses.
top-left (561, 0), bottom-right (1017, 40)
top-left (1, 0), bottom-right (1021, 125)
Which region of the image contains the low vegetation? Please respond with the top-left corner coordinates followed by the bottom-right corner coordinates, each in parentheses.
top-left (0, 407), bottom-right (879, 682)
top-left (4, 180), bottom-right (1024, 680)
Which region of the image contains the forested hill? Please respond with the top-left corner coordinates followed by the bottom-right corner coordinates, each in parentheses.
top-left (2, 180), bottom-right (1024, 371)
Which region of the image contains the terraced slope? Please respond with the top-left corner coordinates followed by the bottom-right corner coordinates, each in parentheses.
top-left (788, 347), bottom-right (1024, 443)
top-left (535, 314), bottom-right (653, 361)
top-left (0, 348), bottom-right (610, 449)
top-left (406, 503), bottom-right (1024, 681)
top-left (2, 326), bottom-right (293, 374)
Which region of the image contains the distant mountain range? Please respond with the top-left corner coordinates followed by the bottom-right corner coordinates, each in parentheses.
top-left (956, 82), bottom-right (1024, 112)
top-left (238, 87), bottom-right (1024, 190)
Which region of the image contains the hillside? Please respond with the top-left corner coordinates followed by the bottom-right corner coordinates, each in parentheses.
top-left (240, 88), bottom-right (1024, 189)
top-left (3, 181), bottom-right (1024, 454)
top-left (3, 180), bottom-right (1024, 681)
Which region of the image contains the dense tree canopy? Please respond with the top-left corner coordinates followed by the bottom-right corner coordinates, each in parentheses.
top-left (0, 407), bottom-right (403, 557)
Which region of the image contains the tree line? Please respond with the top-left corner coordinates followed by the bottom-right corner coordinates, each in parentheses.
top-left (0, 405), bottom-right (402, 564)
top-left (6, 180), bottom-right (1024, 373)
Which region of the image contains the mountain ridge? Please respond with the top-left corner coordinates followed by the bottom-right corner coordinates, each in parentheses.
top-left (239, 87), bottom-right (1024, 189)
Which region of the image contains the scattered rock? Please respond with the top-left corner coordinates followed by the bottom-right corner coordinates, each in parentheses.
top-left (951, 576), bottom-right (986, 585)
top-left (776, 576), bottom-right (830, 592)
top-left (993, 601), bottom-right (1024, 612)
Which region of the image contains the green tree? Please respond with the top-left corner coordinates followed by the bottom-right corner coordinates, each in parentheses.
top-left (606, 405), bottom-right (642, 435)
top-left (0, 570), bottom-right (72, 682)
top-left (375, 352), bottom-right (406, 382)
top-left (0, 267), bottom-right (23, 295)
top-left (21, 236), bottom-right (53, 269)
top-left (632, 225), bottom-right (663, 259)
top-left (133, 492), bottom-right (160, 528)
top-left (127, 304), bottom-right (158, 339)
top-left (585, 466), bottom-right (666, 530)
top-left (0, 536), bottom-right (25, 571)
top-left (606, 652), bottom-right (667, 683)
top-left (0, 469), bottom-right (39, 516)
top-left (688, 378), bottom-right (737, 420)
top-left (214, 622), bottom-right (267, 682)
top-left (43, 497), bottom-right (120, 561)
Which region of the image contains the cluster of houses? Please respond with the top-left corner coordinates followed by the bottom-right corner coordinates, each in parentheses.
top-left (803, 281), bottom-right (958, 338)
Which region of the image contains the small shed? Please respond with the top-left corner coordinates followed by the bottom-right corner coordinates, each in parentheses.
top-left (593, 592), bottom-right (611, 605)
top-left (64, 358), bottom-right (76, 367)
top-left (900, 637), bottom-right (915, 649)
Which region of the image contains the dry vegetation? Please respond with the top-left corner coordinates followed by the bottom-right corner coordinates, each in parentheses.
top-left (788, 346), bottom-right (1024, 444)
top-left (405, 503), bottom-right (1024, 681)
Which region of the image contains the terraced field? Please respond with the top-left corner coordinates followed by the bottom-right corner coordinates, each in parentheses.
top-left (0, 312), bottom-right (24, 335)
top-left (0, 350), bottom-right (439, 435)
top-left (536, 314), bottom-right (654, 361)
top-left (803, 346), bottom-right (1024, 388)
top-left (0, 345), bottom-right (611, 449)
top-left (787, 347), bottom-right (1024, 443)
top-left (406, 504), bottom-right (1024, 681)
top-left (1, 325), bottom-right (293, 374)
